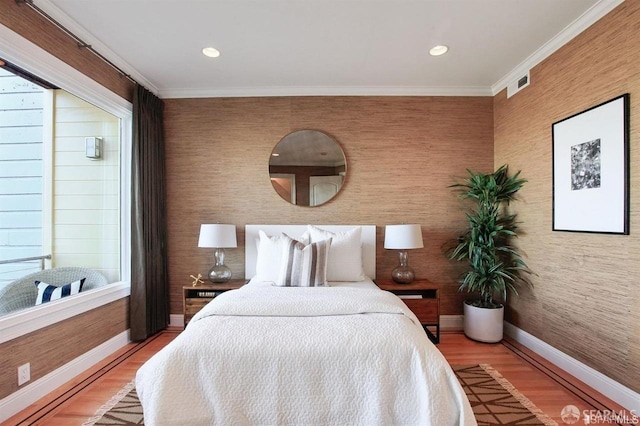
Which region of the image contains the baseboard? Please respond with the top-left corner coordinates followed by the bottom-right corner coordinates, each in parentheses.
top-left (504, 322), bottom-right (640, 413)
top-left (169, 313), bottom-right (184, 328)
top-left (0, 329), bottom-right (131, 423)
top-left (440, 314), bottom-right (464, 331)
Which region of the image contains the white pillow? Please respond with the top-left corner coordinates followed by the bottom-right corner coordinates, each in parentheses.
top-left (275, 235), bottom-right (332, 287)
top-left (255, 230), bottom-right (309, 281)
top-left (307, 225), bottom-right (365, 281)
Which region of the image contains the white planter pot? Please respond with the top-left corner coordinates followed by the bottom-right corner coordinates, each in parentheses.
top-left (463, 301), bottom-right (504, 343)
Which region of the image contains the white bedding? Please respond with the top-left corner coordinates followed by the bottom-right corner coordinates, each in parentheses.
top-left (136, 282), bottom-right (476, 426)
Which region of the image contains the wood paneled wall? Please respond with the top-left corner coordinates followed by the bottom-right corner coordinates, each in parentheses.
top-left (0, 298), bottom-right (128, 399)
top-left (165, 96), bottom-right (494, 316)
top-left (493, 1), bottom-right (639, 393)
top-left (0, 0), bottom-right (134, 102)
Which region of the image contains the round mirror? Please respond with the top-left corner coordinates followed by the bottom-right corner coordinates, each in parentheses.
top-left (269, 130), bottom-right (346, 206)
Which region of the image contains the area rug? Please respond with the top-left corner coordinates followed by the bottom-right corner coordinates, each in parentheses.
top-left (84, 364), bottom-right (557, 425)
top-left (455, 364), bottom-right (557, 425)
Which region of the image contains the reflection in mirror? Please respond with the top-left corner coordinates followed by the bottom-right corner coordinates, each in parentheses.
top-left (0, 63), bottom-right (121, 317)
top-left (269, 130), bottom-right (346, 206)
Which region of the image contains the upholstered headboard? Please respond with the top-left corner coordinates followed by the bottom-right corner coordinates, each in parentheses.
top-left (245, 225), bottom-right (376, 279)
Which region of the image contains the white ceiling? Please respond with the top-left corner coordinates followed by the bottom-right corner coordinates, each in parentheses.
top-left (40, 0), bottom-right (619, 99)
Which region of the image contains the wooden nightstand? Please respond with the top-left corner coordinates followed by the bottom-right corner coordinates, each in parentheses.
top-left (376, 278), bottom-right (440, 344)
top-left (183, 279), bottom-right (246, 327)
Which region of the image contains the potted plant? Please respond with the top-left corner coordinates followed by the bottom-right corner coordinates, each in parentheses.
top-left (448, 165), bottom-right (532, 343)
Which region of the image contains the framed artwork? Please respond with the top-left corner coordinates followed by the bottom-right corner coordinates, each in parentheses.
top-left (552, 94), bottom-right (629, 234)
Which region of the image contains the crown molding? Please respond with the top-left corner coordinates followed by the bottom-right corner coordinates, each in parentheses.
top-left (492, 0), bottom-right (625, 96)
top-left (34, 0), bottom-right (159, 94)
top-left (159, 85), bottom-right (493, 99)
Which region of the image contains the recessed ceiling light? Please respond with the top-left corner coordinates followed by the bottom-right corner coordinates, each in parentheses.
top-left (271, 153), bottom-right (280, 157)
top-left (202, 47), bottom-right (221, 58)
top-left (429, 45), bottom-right (449, 56)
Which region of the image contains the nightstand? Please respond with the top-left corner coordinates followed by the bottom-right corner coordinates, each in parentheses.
top-left (376, 279), bottom-right (440, 344)
top-left (183, 279), bottom-right (245, 327)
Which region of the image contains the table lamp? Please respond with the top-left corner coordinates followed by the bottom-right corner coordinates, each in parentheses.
top-left (198, 224), bottom-right (237, 283)
top-left (384, 224), bottom-right (424, 284)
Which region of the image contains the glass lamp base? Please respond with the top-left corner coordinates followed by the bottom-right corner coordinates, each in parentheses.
top-left (391, 266), bottom-right (415, 284)
top-left (208, 265), bottom-right (232, 283)
top-left (391, 250), bottom-right (415, 284)
top-left (208, 247), bottom-right (232, 283)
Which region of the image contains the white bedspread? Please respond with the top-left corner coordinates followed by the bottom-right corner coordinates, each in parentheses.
top-left (136, 285), bottom-right (476, 426)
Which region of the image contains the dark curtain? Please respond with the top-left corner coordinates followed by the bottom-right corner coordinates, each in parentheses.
top-left (130, 84), bottom-right (169, 341)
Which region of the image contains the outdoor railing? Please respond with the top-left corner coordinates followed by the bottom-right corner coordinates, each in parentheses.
top-left (0, 255), bottom-right (52, 286)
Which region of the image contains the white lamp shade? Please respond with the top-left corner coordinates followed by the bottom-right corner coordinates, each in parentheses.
top-left (198, 224), bottom-right (237, 248)
top-left (384, 224), bottom-right (424, 249)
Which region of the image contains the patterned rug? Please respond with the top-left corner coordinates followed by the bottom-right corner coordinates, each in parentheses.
top-left (84, 364), bottom-right (557, 425)
top-left (455, 364), bottom-right (557, 425)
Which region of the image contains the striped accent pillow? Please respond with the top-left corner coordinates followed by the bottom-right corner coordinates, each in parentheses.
top-left (276, 235), bottom-right (332, 287)
top-left (35, 278), bottom-right (86, 305)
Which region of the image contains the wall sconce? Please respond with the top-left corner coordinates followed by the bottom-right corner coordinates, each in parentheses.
top-left (198, 224), bottom-right (237, 283)
top-left (384, 224), bottom-right (424, 284)
top-left (85, 137), bottom-right (102, 159)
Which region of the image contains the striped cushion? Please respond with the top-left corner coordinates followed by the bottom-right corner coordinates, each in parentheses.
top-left (276, 235), bottom-right (332, 287)
top-left (255, 230), bottom-right (310, 282)
top-left (35, 278), bottom-right (85, 305)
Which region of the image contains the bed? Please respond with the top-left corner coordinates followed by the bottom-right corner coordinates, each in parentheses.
top-left (135, 225), bottom-right (476, 426)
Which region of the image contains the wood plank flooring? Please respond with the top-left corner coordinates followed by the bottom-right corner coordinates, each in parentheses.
top-left (3, 330), bottom-right (629, 425)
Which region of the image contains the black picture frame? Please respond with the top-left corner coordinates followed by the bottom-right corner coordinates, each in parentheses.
top-left (552, 94), bottom-right (630, 234)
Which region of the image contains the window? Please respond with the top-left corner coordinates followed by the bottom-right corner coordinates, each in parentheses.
top-left (0, 24), bottom-right (131, 339)
top-left (1, 65), bottom-right (123, 284)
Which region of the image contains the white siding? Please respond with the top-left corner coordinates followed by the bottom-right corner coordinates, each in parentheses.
top-left (0, 68), bottom-right (44, 283)
top-left (52, 90), bottom-right (120, 282)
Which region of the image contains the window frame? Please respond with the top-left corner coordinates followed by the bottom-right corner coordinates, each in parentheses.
top-left (0, 23), bottom-right (132, 343)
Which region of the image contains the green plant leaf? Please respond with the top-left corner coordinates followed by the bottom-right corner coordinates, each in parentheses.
top-left (446, 165), bottom-right (533, 307)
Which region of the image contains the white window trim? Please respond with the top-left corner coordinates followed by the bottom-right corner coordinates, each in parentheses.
top-left (0, 22), bottom-right (132, 342)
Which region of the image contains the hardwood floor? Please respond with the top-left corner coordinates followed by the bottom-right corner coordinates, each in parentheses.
top-left (3, 330), bottom-right (629, 425)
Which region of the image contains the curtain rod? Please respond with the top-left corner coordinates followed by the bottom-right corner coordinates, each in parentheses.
top-left (15, 0), bottom-right (137, 85)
